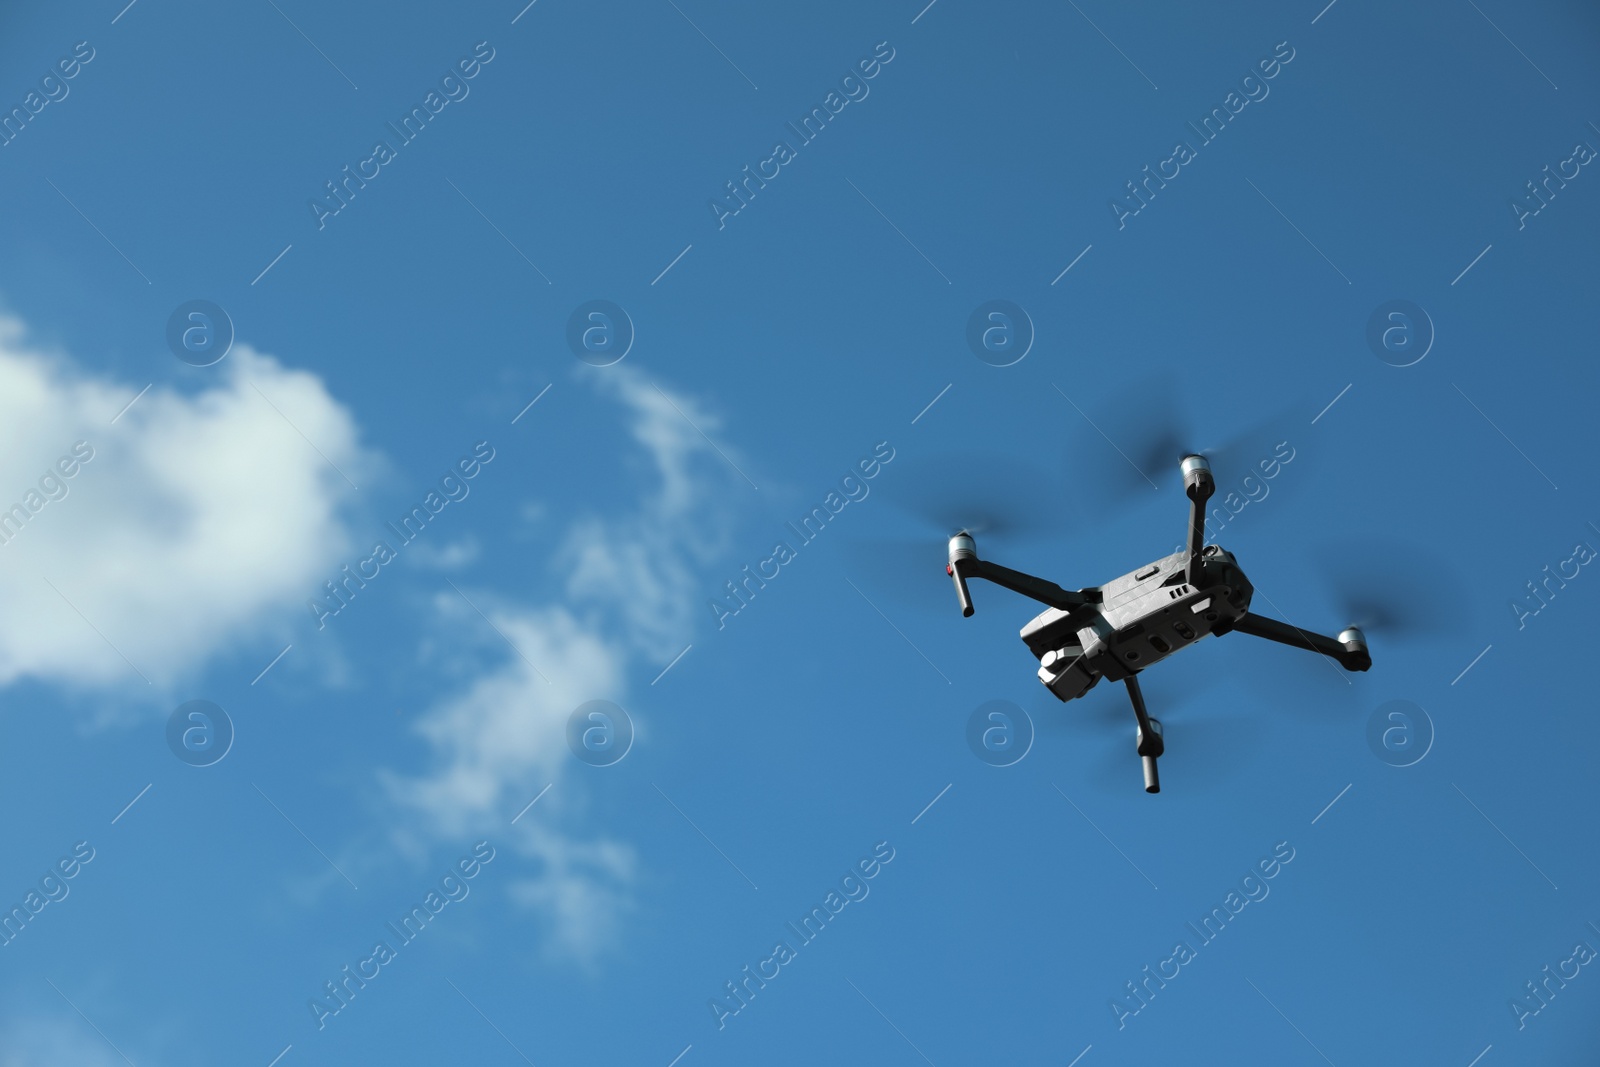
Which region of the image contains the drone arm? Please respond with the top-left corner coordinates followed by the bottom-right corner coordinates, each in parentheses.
top-left (954, 557), bottom-right (1093, 614)
top-left (1181, 456), bottom-right (1215, 588)
top-left (1230, 612), bottom-right (1371, 671)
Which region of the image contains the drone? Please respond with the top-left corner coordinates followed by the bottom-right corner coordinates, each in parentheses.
top-left (945, 453), bottom-right (1369, 794)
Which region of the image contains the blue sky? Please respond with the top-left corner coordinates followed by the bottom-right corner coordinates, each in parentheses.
top-left (0, 0), bottom-right (1597, 1063)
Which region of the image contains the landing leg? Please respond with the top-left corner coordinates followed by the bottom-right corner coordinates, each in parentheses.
top-left (1124, 674), bottom-right (1164, 794)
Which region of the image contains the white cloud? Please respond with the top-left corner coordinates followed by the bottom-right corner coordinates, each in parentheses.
top-left (0, 309), bottom-right (737, 962)
top-left (0, 318), bottom-right (368, 696)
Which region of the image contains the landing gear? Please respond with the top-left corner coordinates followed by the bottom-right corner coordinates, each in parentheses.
top-left (1124, 674), bottom-right (1164, 794)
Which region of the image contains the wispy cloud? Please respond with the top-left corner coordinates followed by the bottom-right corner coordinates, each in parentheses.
top-left (389, 367), bottom-right (740, 960)
top-left (0, 1014), bottom-right (128, 1067)
top-left (405, 536), bottom-right (481, 571)
top-left (560, 369), bottom-right (738, 658)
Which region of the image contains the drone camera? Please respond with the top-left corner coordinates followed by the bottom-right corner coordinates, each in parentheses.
top-left (947, 532), bottom-right (977, 617)
top-left (1039, 645), bottom-right (1097, 702)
